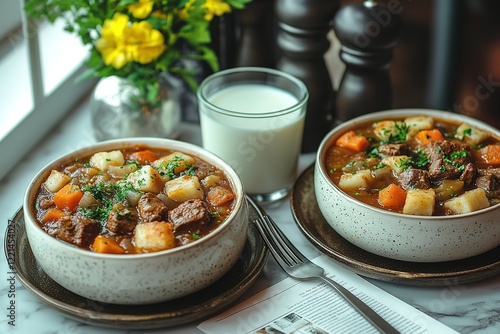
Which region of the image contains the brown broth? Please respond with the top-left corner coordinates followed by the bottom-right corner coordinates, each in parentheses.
top-left (324, 117), bottom-right (500, 216)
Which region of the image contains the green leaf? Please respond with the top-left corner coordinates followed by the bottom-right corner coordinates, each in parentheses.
top-left (118, 0), bottom-right (139, 6)
top-left (226, 0), bottom-right (253, 9)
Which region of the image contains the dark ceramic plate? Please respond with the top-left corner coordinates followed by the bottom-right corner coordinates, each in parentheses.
top-left (5, 204), bottom-right (268, 329)
top-left (290, 164), bottom-right (500, 286)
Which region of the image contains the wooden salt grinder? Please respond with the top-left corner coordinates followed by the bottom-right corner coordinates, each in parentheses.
top-left (333, 0), bottom-right (401, 123)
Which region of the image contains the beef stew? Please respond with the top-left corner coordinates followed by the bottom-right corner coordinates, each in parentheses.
top-left (325, 116), bottom-right (500, 216)
top-left (34, 145), bottom-right (236, 253)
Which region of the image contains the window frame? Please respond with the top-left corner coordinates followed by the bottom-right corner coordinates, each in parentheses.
top-left (0, 66), bottom-right (97, 181)
top-left (0, 4), bottom-right (97, 180)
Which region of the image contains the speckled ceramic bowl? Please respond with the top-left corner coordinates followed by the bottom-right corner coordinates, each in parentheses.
top-left (315, 109), bottom-right (500, 262)
top-left (24, 138), bottom-right (248, 305)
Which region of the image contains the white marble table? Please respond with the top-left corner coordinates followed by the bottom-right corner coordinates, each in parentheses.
top-left (1, 101), bottom-right (500, 334)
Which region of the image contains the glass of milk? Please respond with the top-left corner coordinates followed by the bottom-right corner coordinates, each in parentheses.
top-left (197, 67), bottom-right (308, 203)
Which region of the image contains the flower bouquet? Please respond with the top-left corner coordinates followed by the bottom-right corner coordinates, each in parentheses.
top-left (24, 0), bottom-right (251, 110)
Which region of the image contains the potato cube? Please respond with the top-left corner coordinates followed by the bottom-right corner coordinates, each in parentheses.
top-left (201, 174), bottom-right (221, 188)
top-left (434, 180), bottom-right (464, 201)
top-left (403, 189), bottom-right (436, 216)
top-left (443, 188), bottom-right (490, 214)
top-left (404, 116), bottom-right (434, 137)
top-left (108, 164), bottom-right (137, 179)
top-left (127, 165), bottom-right (164, 193)
top-left (152, 152), bottom-right (196, 181)
top-left (338, 169), bottom-right (373, 191)
top-left (455, 123), bottom-right (489, 146)
top-left (381, 155), bottom-right (411, 175)
top-left (44, 170), bottom-right (71, 192)
top-left (373, 120), bottom-right (402, 142)
top-left (164, 175), bottom-right (204, 202)
top-left (371, 165), bottom-right (393, 180)
top-left (134, 222), bottom-right (175, 252)
top-left (89, 150), bottom-right (125, 171)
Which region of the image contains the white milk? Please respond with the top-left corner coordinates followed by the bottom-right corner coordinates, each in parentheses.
top-left (200, 84), bottom-right (305, 195)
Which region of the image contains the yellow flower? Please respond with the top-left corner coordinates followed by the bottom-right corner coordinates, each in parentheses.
top-left (128, 0), bottom-right (154, 19)
top-left (95, 13), bottom-right (131, 69)
top-left (203, 0), bottom-right (231, 21)
top-left (126, 21), bottom-right (166, 64)
top-left (95, 13), bottom-right (166, 69)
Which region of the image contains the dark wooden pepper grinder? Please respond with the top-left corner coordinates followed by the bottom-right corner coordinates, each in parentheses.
top-left (234, 0), bottom-right (277, 68)
top-left (275, 0), bottom-right (339, 152)
top-left (333, 0), bottom-right (401, 123)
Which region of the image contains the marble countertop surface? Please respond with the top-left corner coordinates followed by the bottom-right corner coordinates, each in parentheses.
top-left (1, 101), bottom-right (500, 334)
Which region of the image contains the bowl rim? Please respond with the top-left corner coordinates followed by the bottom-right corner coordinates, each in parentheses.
top-left (315, 108), bottom-right (500, 220)
top-left (23, 137), bottom-right (246, 259)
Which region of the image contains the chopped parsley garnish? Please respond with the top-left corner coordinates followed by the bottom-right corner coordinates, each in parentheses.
top-left (443, 150), bottom-right (468, 171)
top-left (413, 149), bottom-right (430, 168)
top-left (79, 181), bottom-right (142, 225)
top-left (126, 160), bottom-right (140, 168)
top-left (156, 156), bottom-right (196, 179)
top-left (367, 147), bottom-right (380, 158)
top-left (381, 121), bottom-right (411, 144)
top-left (392, 150), bottom-right (429, 171)
top-left (449, 151), bottom-right (468, 160)
top-left (395, 157), bottom-right (413, 171)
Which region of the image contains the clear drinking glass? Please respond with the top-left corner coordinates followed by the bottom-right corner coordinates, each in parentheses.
top-left (197, 67), bottom-right (309, 202)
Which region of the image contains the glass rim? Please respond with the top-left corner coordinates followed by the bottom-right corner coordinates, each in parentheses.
top-left (197, 67), bottom-right (309, 119)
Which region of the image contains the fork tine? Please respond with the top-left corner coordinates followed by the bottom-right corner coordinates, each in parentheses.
top-left (253, 217), bottom-right (292, 268)
top-left (246, 195), bottom-right (308, 266)
top-left (253, 216), bottom-right (296, 267)
top-left (263, 215), bottom-right (308, 264)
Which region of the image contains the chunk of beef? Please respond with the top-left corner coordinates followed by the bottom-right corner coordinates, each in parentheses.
top-left (480, 168), bottom-right (500, 178)
top-left (459, 162), bottom-right (477, 186)
top-left (475, 168), bottom-right (500, 191)
top-left (168, 199), bottom-right (211, 232)
top-left (425, 140), bottom-right (471, 181)
top-left (378, 144), bottom-right (409, 157)
top-left (195, 162), bottom-right (214, 181)
top-left (476, 175), bottom-right (497, 191)
top-left (39, 197), bottom-right (54, 210)
top-left (106, 206), bottom-right (139, 234)
top-left (57, 215), bottom-right (100, 247)
top-left (138, 192), bottom-right (168, 222)
top-left (398, 169), bottom-right (431, 190)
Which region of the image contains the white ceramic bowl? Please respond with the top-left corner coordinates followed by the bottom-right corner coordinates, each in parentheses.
top-left (315, 109), bottom-right (500, 262)
top-left (24, 138), bottom-right (248, 304)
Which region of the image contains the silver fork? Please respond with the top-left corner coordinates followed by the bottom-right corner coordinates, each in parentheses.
top-left (247, 196), bottom-right (400, 334)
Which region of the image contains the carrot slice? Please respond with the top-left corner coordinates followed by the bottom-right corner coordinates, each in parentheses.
top-left (129, 150), bottom-right (159, 164)
top-left (378, 183), bottom-right (407, 210)
top-left (335, 131), bottom-right (370, 152)
top-left (414, 129), bottom-right (445, 145)
top-left (207, 186), bottom-right (235, 206)
top-left (92, 235), bottom-right (125, 254)
top-left (53, 184), bottom-right (84, 211)
top-left (481, 144), bottom-right (500, 166)
top-left (41, 208), bottom-right (66, 223)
